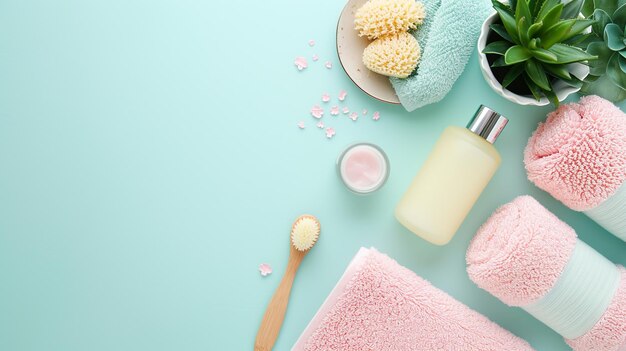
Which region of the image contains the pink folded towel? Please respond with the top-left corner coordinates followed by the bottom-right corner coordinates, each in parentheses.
top-left (467, 196), bottom-right (626, 351)
top-left (293, 247), bottom-right (533, 351)
top-left (524, 95), bottom-right (626, 241)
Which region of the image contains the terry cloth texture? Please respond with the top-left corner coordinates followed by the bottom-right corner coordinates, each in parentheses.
top-left (390, 0), bottom-right (492, 111)
top-left (292, 247), bottom-right (533, 351)
top-left (467, 196), bottom-right (626, 351)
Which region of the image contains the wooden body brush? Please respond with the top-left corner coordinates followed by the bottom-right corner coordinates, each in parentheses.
top-left (254, 215), bottom-right (321, 351)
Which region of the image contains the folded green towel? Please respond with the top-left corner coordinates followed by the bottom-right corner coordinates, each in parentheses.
top-left (390, 0), bottom-right (492, 111)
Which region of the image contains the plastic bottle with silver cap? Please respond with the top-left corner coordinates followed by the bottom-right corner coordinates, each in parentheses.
top-left (395, 105), bottom-right (508, 245)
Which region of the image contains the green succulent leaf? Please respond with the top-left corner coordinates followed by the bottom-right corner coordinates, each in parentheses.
top-left (492, 0), bottom-right (514, 15)
top-left (620, 54), bottom-right (626, 72)
top-left (538, 3), bottom-right (564, 34)
top-left (620, 49), bottom-right (626, 58)
top-left (582, 0), bottom-right (595, 17)
top-left (582, 71), bottom-right (626, 102)
top-left (524, 74), bottom-right (545, 100)
top-left (537, 0), bottom-right (560, 21)
top-left (613, 3), bottom-right (626, 28)
top-left (605, 23), bottom-right (626, 51)
top-left (543, 82), bottom-right (560, 106)
top-left (528, 21), bottom-right (544, 37)
top-left (495, 7), bottom-right (521, 44)
top-left (541, 19), bottom-right (576, 48)
top-left (562, 0), bottom-right (584, 19)
top-left (562, 20), bottom-right (596, 41)
top-left (525, 58), bottom-right (552, 90)
top-left (548, 43), bottom-right (599, 63)
top-left (491, 56), bottom-right (508, 67)
top-left (502, 63), bottom-right (526, 87)
top-left (593, 0), bottom-right (618, 17)
top-left (531, 48), bottom-right (559, 62)
top-left (607, 52), bottom-right (626, 89)
top-left (543, 63), bottom-right (572, 79)
top-left (490, 24), bottom-right (515, 42)
top-left (565, 33), bottom-right (594, 47)
top-left (519, 17), bottom-right (531, 46)
top-left (559, 75), bottom-right (584, 88)
top-left (592, 9), bottom-right (612, 37)
top-left (516, 0), bottom-right (533, 27)
top-left (530, 0), bottom-right (541, 17)
top-left (505, 45), bottom-right (533, 64)
top-left (587, 41), bottom-right (614, 75)
top-left (483, 40), bottom-right (514, 55)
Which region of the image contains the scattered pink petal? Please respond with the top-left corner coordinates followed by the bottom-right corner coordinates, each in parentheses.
top-left (325, 61), bottom-right (332, 69)
top-left (317, 121), bottom-right (325, 128)
top-left (325, 127), bottom-right (336, 139)
top-left (372, 111), bottom-right (380, 121)
top-left (362, 109), bottom-right (368, 115)
top-left (321, 93), bottom-right (330, 103)
top-left (338, 90), bottom-right (347, 101)
top-left (297, 121), bottom-right (305, 129)
top-left (312, 54), bottom-right (319, 61)
top-left (342, 107), bottom-right (350, 114)
top-left (308, 39), bottom-right (315, 47)
top-left (349, 112), bottom-right (358, 121)
top-left (330, 106), bottom-right (339, 116)
top-left (295, 56), bottom-right (308, 71)
top-left (310, 105), bottom-right (324, 119)
top-left (259, 263), bottom-right (272, 276)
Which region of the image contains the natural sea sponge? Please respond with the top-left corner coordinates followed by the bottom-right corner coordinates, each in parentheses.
top-left (355, 0), bottom-right (425, 40)
top-left (362, 32), bottom-right (420, 78)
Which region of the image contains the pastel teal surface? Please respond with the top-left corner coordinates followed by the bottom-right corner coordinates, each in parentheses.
top-left (0, 1), bottom-right (624, 351)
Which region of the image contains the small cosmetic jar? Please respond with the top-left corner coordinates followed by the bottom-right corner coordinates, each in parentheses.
top-left (337, 143), bottom-right (390, 194)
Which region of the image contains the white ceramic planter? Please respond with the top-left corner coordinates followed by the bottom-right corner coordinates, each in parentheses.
top-left (477, 12), bottom-right (590, 106)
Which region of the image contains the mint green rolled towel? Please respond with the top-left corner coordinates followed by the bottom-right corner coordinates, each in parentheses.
top-left (390, 0), bottom-right (492, 111)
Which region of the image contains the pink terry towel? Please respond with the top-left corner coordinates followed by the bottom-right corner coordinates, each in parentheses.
top-left (292, 247), bottom-right (533, 351)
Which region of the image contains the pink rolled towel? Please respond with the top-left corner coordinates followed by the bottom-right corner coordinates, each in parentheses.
top-left (293, 247), bottom-right (533, 351)
top-left (467, 196), bottom-right (626, 351)
top-left (524, 95), bottom-right (626, 241)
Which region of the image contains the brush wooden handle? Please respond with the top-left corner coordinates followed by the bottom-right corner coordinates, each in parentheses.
top-left (254, 248), bottom-right (306, 351)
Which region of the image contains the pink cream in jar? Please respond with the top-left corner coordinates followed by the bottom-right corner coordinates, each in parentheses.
top-left (337, 143), bottom-right (389, 194)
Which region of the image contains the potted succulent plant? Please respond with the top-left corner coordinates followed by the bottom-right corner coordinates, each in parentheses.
top-left (478, 0), bottom-right (596, 106)
top-left (580, 0), bottom-right (626, 102)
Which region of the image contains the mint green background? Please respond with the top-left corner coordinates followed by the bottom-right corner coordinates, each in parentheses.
top-left (1, 1), bottom-right (625, 350)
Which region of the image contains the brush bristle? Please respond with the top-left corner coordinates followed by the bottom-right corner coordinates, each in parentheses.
top-left (291, 216), bottom-right (320, 251)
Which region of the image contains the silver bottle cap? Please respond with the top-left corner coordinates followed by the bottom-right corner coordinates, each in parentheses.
top-left (466, 105), bottom-right (508, 144)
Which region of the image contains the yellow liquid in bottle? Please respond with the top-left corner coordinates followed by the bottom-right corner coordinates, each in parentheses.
top-left (395, 126), bottom-right (501, 245)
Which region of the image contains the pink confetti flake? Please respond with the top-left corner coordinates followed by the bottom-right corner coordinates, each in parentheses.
top-left (338, 90), bottom-right (347, 101)
top-left (321, 93), bottom-right (330, 103)
top-left (362, 109), bottom-right (368, 115)
top-left (373, 111), bottom-right (380, 121)
top-left (349, 112), bottom-right (358, 121)
top-left (308, 39), bottom-right (315, 47)
top-left (317, 121), bottom-right (325, 128)
top-left (295, 56), bottom-right (308, 70)
top-left (312, 54), bottom-right (319, 61)
top-left (259, 263), bottom-right (272, 276)
top-left (325, 61), bottom-right (332, 69)
top-left (325, 127), bottom-right (336, 139)
top-left (297, 121), bottom-right (305, 129)
top-left (342, 107), bottom-right (350, 114)
top-left (310, 105), bottom-right (324, 119)
top-left (330, 106), bottom-right (339, 116)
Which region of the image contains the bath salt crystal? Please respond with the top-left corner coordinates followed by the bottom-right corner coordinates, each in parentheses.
top-left (259, 263), bottom-right (272, 276)
top-left (297, 121), bottom-right (305, 129)
top-left (295, 56), bottom-right (308, 70)
top-left (325, 61), bottom-right (332, 69)
top-left (349, 112), bottom-right (359, 121)
top-left (317, 121), bottom-right (325, 128)
top-left (308, 39), bottom-right (315, 47)
top-left (321, 93), bottom-right (330, 103)
top-left (342, 107), bottom-right (350, 114)
top-left (338, 90), bottom-right (347, 101)
top-left (330, 106), bottom-right (339, 115)
top-left (312, 54), bottom-right (319, 61)
top-left (373, 111), bottom-right (380, 121)
top-left (311, 105), bottom-right (324, 119)
top-left (362, 109), bottom-right (368, 115)
top-left (325, 127), bottom-right (336, 139)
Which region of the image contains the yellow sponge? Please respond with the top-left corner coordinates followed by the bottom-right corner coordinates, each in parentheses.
top-left (363, 32), bottom-right (421, 78)
top-left (355, 0), bottom-right (425, 40)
